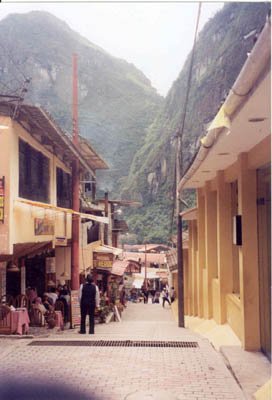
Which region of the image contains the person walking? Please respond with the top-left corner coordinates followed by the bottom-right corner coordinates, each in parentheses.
top-left (79, 274), bottom-right (100, 334)
top-left (161, 288), bottom-right (171, 308)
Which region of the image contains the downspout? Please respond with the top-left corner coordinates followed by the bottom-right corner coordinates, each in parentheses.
top-left (177, 18), bottom-right (271, 193)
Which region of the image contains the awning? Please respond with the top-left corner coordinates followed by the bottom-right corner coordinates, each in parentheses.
top-left (13, 241), bottom-right (53, 259)
top-left (16, 199), bottom-right (109, 224)
top-left (79, 212), bottom-right (109, 224)
top-left (180, 207), bottom-right (198, 221)
top-left (133, 278), bottom-right (144, 289)
top-left (111, 260), bottom-right (130, 276)
top-left (93, 244), bottom-right (123, 256)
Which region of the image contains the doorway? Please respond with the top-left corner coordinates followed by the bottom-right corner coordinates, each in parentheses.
top-left (257, 166), bottom-right (271, 360)
top-left (25, 255), bottom-right (46, 298)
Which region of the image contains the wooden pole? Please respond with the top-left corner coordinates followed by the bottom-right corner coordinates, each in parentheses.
top-left (71, 53), bottom-right (80, 290)
top-left (104, 192), bottom-right (109, 245)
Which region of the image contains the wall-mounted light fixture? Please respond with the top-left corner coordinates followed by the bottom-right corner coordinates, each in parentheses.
top-left (7, 261), bottom-right (20, 272)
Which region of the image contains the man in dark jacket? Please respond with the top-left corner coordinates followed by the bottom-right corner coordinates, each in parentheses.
top-left (79, 274), bottom-right (100, 334)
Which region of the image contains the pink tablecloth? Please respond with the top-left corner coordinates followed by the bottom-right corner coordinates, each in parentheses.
top-left (11, 309), bottom-right (30, 335)
top-left (55, 311), bottom-right (64, 330)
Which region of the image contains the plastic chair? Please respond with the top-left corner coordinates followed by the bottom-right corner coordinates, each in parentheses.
top-left (15, 294), bottom-right (29, 309)
top-left (29, 307), bottom-right (44, 327)
top-left (55, 300), bottom-right (64, 318)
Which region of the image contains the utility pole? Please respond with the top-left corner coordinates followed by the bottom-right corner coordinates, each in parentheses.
top-left (71, 53), bottom-right (80, 290)
top-left (176, 3), bottom-right (201, 328)
top-left (144, 242), bottom-right (147, 290)
top-left (176, 136), bottom-right (184, 327)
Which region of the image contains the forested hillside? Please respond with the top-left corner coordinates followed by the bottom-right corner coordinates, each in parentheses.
top-left (0, 11), bottom-right (163, 193)
top-left (122, 2), bottom-right (269, 243)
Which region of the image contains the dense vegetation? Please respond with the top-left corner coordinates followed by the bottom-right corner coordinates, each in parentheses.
top-left (122, 2), bottom-right (269, 243)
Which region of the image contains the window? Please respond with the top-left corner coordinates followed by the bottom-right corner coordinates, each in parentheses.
top-left (87, 221), bottom-right (99, 243)
top-left (56, 167), bottom-right (72, 208)
top-left (19, 139), bottom-right (49, 203)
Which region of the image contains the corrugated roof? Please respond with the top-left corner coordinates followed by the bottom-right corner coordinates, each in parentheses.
top-left (93, 244), bottom-right (123, 256)
top-left (78, 136), bottom-right (108, 170)
top-left (111, 260), bottom-right (130, 276)
top-left (124, 252), bottom-right (166, 266)
top-left (138, 244), bottom-right (170, 253)
top-left (0, 102), bottom-right (108, 173)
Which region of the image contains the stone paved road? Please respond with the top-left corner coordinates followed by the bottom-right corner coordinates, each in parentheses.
top-left (0, 302), bottom-right (245, 400)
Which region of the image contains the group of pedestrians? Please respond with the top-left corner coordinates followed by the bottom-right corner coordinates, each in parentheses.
top-left (140, 286), bottom-right (176, 307)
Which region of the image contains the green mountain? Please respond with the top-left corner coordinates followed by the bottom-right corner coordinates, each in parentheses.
top-left (122, 2), bottom-right (269, 243)
top-left (0, 11), bottom-right (163, 193)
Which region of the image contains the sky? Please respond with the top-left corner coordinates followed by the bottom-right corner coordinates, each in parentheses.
top-left (0, 1), bottom-right (224, 96)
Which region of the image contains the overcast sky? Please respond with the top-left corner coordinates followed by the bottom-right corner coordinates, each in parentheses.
top-left (0, 2), bottom-right (224, 96)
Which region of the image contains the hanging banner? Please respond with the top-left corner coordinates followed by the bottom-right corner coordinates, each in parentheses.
top-left (71, 290), bottom-right (81, 327)
top-left (0, 177), bottom-right (5, 223)
top-left (21, 266), bottom-right (26, 295)
top-left (34, 217), bottom-right (54, 235)
top-left (46, 257), bottom-right (56, 273)
top-left (0, 262), bottom-right (6, 298)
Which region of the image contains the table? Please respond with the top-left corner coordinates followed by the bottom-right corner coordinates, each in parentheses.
top-left (55, 311), bottom-right (64, 331)
top-left (10, 309), bottom-right (30, 335)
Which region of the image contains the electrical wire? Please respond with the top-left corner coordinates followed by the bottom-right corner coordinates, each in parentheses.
top-left (169, 2), bottom-right (202, 241)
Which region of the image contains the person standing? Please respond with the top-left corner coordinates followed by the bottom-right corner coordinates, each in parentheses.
top-left (161, 288), bottom-right (171, 308)
top-left (170, 287), bottom-right (176, 303)
top-left (79, 274), bottom-right (100, 334)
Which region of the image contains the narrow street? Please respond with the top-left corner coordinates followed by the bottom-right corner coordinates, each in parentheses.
top-left (0, 302), bottom-right (244, 400)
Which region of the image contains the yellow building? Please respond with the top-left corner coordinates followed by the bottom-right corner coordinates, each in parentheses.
top-left (0, 102), bottom-right (108, 298)
top-left (178, 20), bottom-right (271, 358)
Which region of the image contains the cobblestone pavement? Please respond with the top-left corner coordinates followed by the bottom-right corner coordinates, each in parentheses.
top-left (0, 302), bottom-right (245, 400)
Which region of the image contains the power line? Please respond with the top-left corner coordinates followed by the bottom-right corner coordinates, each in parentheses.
top-left (169, 2), bottom-right (202, 239)
top-left (175, 2), bottom-right (202, 329)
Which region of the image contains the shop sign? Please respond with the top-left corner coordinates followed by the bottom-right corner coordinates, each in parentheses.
top-left (0, 177), bottom-right (5, 223)
top-left (93, 252), bottom-right (113, 269)
top-left (46, 257), bottom-right (56, 273)
top-left (55, 236), bottom-right (67, 246)
top-left (34, 217), bottom-right (54, 235)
